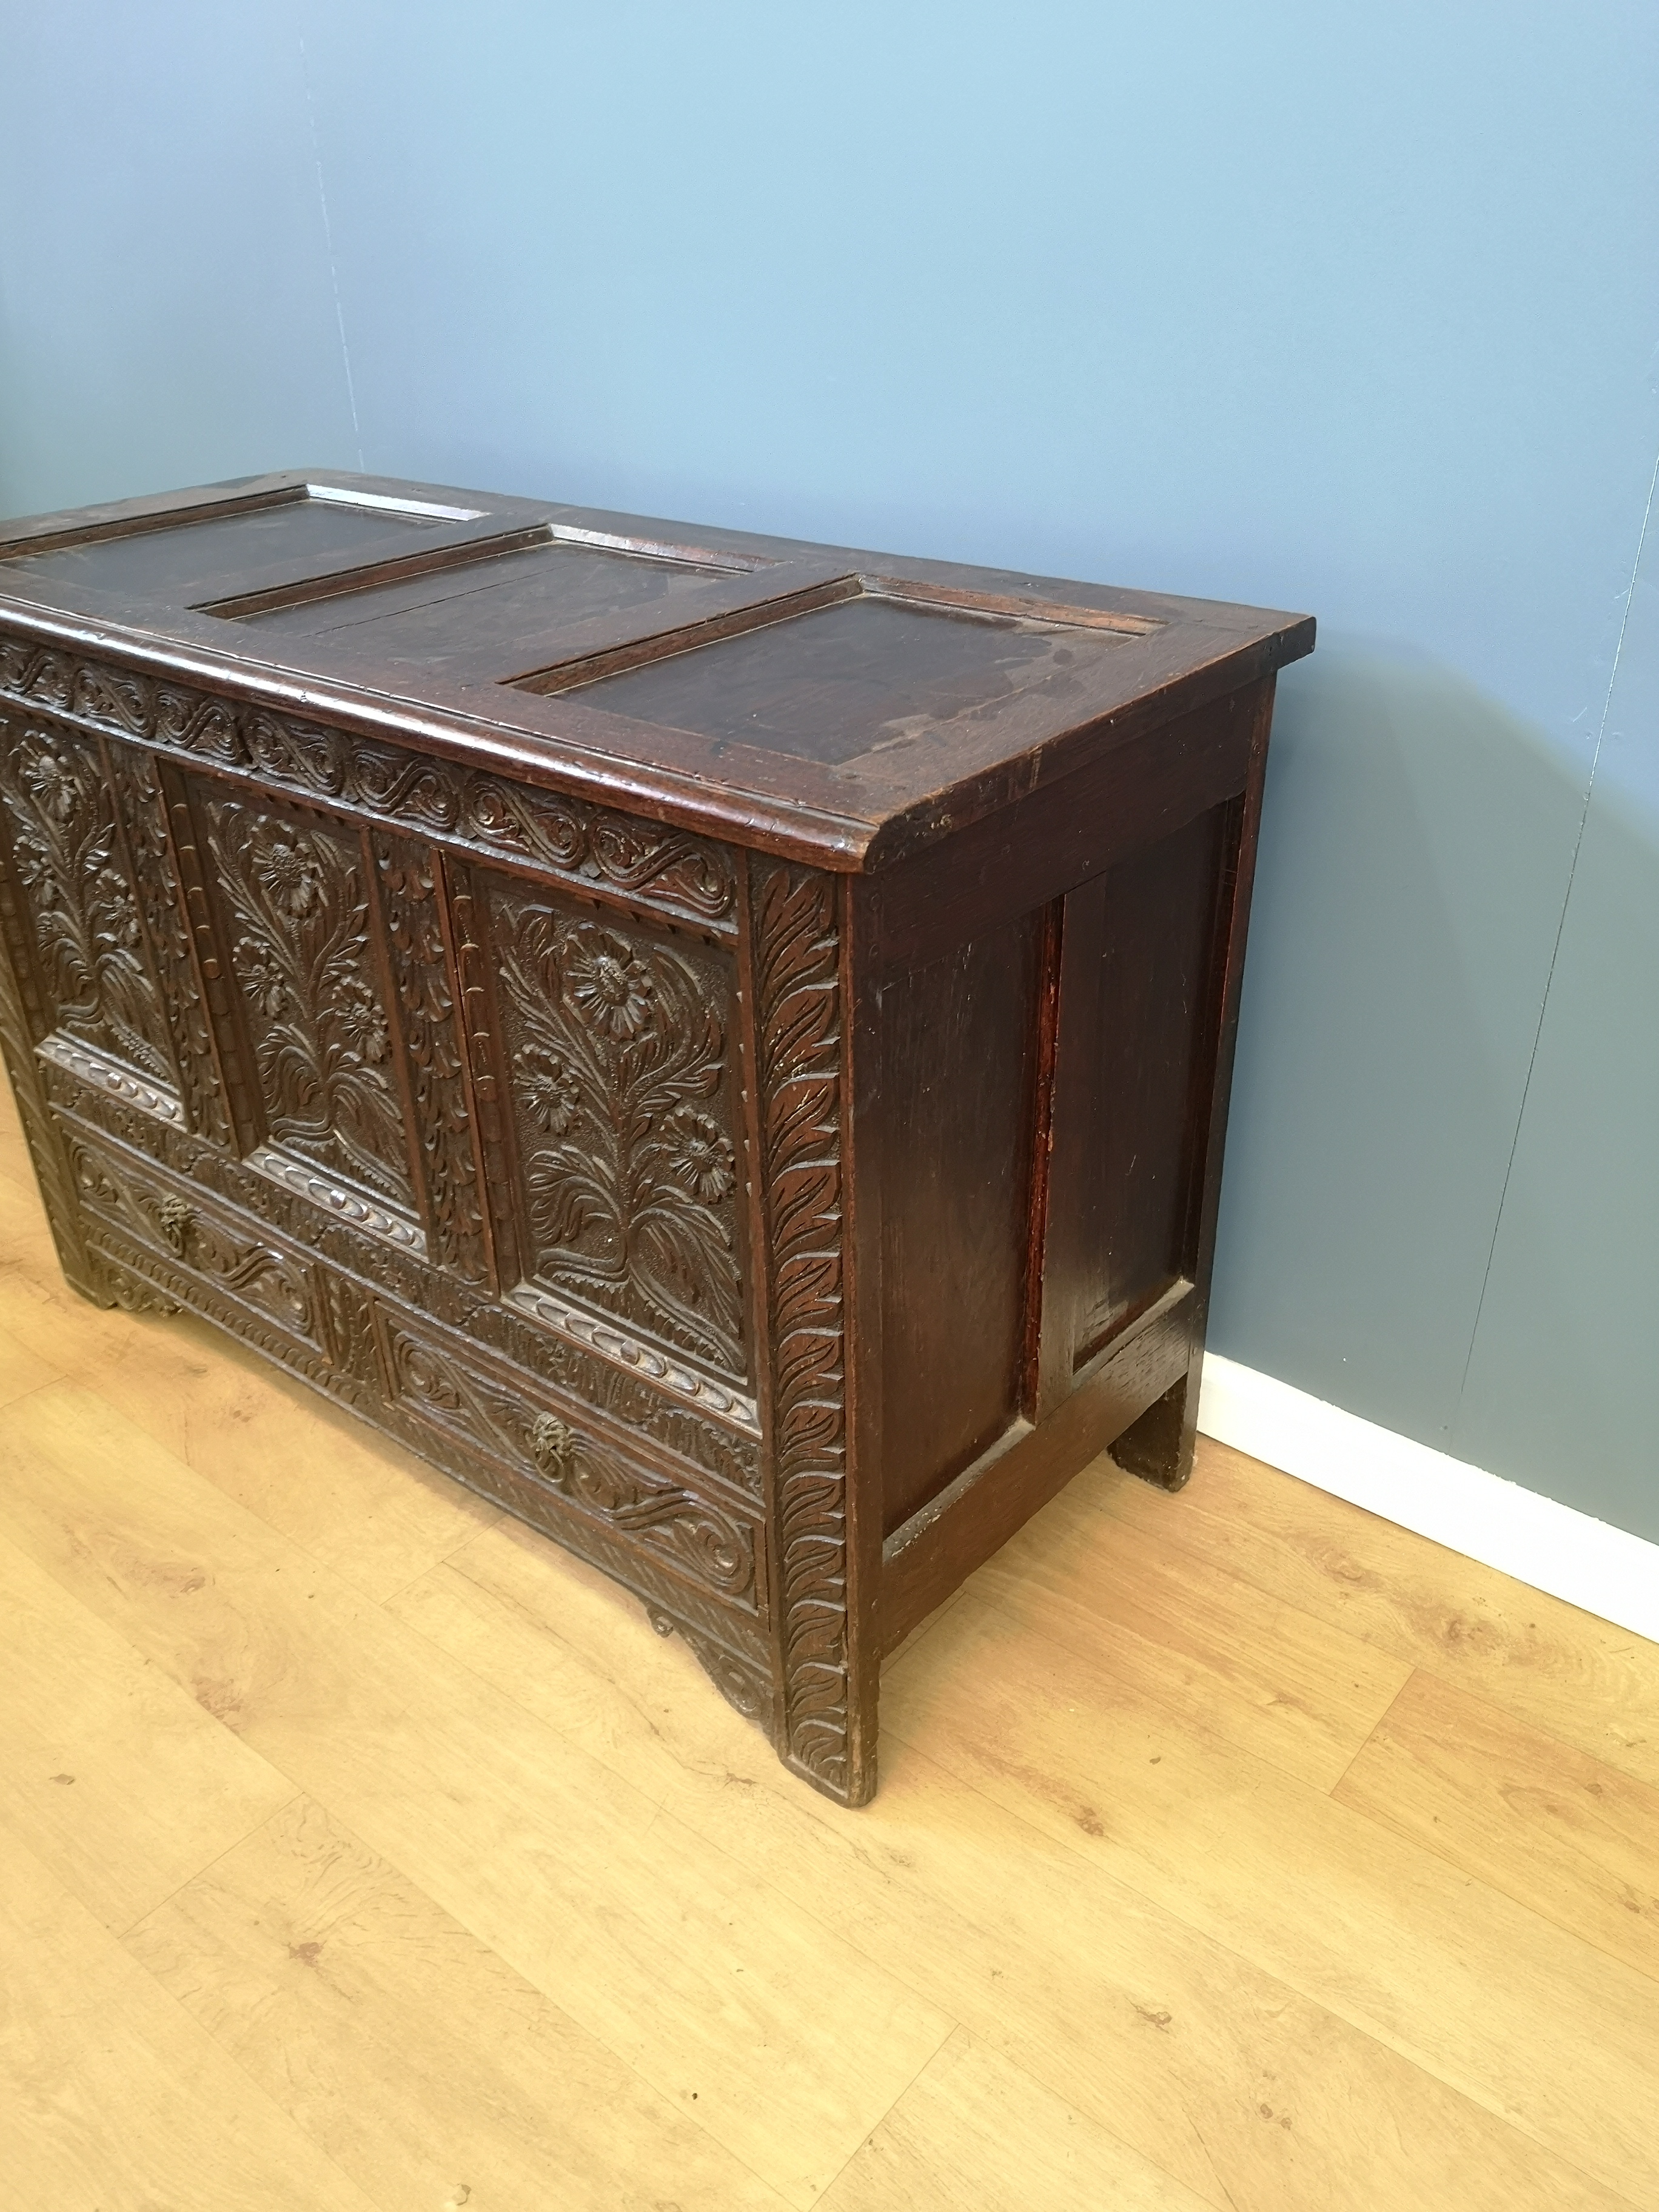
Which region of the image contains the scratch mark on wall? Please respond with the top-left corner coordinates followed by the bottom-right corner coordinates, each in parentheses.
top-left (297, 30), bottom-right (364, 471)
top-left (1454, 433), bottom-right (1659, 1424)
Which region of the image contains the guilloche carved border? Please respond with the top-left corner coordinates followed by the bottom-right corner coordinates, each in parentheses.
top-left (751, 860), bottom-right (853, 1797)
top-left (0, 640), bottom-right (737, 933)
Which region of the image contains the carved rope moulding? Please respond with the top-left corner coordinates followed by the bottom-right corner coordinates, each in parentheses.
top-left (0, 640), bottom-right (738, 930)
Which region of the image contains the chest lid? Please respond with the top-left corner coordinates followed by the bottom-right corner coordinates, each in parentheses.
top-left (0, 469), bottom-right (1313, 869)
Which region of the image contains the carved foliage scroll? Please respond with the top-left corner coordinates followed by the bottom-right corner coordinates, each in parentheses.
top-left (0, 642), bottom-right (737, 931)
top-left (492, 882), bottom-right (747, 1381)
top-left (751, 862), bottom-right (851, 1793)
top-left (203, 794), bottom-right (415, 1214)
top-left (0, 717), bottom-right (176, 1089)
top-left (370, 833), bottom-right (490, 1284)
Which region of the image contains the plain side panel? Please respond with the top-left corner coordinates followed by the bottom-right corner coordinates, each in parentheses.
top-left (878, 911), bottom-right (1041, 1535)
top-left (1054, 805), bottom-right (1229, 1376)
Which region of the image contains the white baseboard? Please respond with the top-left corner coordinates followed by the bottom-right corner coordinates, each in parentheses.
top-left (1197, 1353), bottom-right (1659, 1646)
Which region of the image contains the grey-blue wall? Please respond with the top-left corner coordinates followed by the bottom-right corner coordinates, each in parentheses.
top-left (4, 2), bottom-right (1657, 1538)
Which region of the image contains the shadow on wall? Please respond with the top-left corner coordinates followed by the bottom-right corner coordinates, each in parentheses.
top-left (1208, 641), bottom-right (1611, 1478)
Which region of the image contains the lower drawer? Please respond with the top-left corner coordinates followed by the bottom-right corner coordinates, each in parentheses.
top-left (377, 1306), bottom-right (763, 1615)
top-left (59, 1114), bottom-right (768, 1664)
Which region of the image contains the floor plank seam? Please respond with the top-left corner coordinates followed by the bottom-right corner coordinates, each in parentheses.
top-left (877, 1704), bottom-right (1649, 2185)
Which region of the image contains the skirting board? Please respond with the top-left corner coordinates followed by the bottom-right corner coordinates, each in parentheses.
top-left (1197, 1352), bottom-right (1659, 1647)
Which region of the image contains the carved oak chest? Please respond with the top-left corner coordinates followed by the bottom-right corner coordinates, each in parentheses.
top-left (0, 471), bottom-right (1312, 1803)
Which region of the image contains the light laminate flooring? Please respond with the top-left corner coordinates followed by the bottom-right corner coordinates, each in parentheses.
top-left (1, 1079), bottom-right (1657, 2211)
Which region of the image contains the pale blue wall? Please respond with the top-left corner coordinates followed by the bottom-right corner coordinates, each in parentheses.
top-left (4, 1), bottom-right (1657, 1536)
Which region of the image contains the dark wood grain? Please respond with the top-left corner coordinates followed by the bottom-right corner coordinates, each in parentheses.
top-left (876, 911), bottom-right (1041, 1535)
top-left (0, 471), bottom-right (1312, 1803)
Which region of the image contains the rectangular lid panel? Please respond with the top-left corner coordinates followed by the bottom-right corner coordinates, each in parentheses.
top-left (214, 532), bottom-right (797, 683)
top-left (0, 486), bottom-right (466, 599)
top-left (518, 580), bottom-right (1155, 768)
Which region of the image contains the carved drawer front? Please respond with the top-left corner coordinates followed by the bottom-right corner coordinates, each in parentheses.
top-left (64, 1124), bottom-right (324, 1356)
top-left (0, 713), bottom-right (186, 1119)
top-left (456, 860), bottom-right (754, 1399)
top-left (379, 1307), bottom-right (760, 1615)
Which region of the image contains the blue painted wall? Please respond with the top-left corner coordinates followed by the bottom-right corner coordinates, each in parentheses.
top-left (4, 1), bottom-right (1657, 1536)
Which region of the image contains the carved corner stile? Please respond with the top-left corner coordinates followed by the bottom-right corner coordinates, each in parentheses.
top-left (747, 857), bottom-right (871, 1806)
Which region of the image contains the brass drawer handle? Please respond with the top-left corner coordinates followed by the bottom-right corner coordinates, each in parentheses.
top-left (156, 1193), bottom-right (196, 1257)
top-left (530, 1412), bottom-right (575, 1480)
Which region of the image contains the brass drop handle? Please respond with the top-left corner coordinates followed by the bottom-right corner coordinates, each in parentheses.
top-left (530, 1412), bottom-right (575, 1480)
top-left (156, 1193), bottom-right (195, 1256)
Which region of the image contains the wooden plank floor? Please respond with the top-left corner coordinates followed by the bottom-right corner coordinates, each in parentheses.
top-left (2, 1081), bottom-right (1657, 2212)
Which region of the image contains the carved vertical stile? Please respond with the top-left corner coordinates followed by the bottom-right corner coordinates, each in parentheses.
top-left (103, 741), bottom-right (233, 1145)
top-left (749, 859), bottom-right (860, 1801)
top-left (162, 772), bottom-right (264, 1154)
top-left (370, 829), bottom-right (493, 1287)
top-left (444, 857), bottom-right (525, 1289)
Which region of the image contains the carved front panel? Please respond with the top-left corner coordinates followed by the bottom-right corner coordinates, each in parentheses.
top-left (199, 790), bottom-right (419, 1220)
top-left (482, 870), bottom-right (751, 1389)
top-left (0, 716), bottom-right (178, 1097)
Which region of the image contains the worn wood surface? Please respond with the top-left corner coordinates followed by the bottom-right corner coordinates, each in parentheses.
top-left (0, 469), bottom-right (1311, 1802)
top-left (1, 1082), bottom-right (1656, 2211)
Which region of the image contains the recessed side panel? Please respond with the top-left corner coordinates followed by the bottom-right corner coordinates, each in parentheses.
top-left (1041, 802), bottom-right (1232, 1393)
top-left (877, 908), bottom-right (1042, 1535)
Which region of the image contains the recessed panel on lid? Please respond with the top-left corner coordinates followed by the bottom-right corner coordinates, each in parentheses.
top-left (0, 488), bottom-right (460, 598)
top-left (536, 585), bottom-right (1145, 766)
top-left (227, 536), bottom-right (757, 676)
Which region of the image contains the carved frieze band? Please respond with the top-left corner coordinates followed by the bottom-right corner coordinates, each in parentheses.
top-left (0, 641), bottom-right (737, 932)
top-left (751, 861), bottom-right (852, 1794)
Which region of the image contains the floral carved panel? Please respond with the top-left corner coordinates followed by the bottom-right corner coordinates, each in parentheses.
top-left (201, 793), bottom-right (417, 1216)
top-left (486, 875), bottom-right (749, 1386)
top-left (0, 717), bottom-right (177, 1090)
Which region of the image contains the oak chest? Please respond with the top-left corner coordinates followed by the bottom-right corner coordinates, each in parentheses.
top-left (0, 471), bottom-right (1312, 1803)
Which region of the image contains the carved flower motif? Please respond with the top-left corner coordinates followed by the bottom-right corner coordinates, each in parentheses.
top-left (234, 934), bottom-right (287, 1019)
top-left (12, 839), bottom-right (58, 910)
top-left (261, 834), bottom-right (324, 921)
top-left (24, 739), bottom-right (79, 824)
top-left (93, 866), bottom-right (141, 950)
top-left (666, 1104), bottom-right (736, 1205)
top-left (519, 1043), bottom-right (581, 1135)
top-left (333, 974), bottom-right (390, 1065)
top-left (566, 927), bottom-right (654, 1041)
